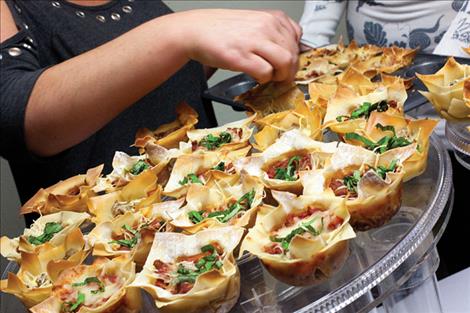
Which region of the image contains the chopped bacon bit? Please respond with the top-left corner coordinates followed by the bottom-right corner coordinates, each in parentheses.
top-left (328, 216), bottom-right (344, 231)
top-left (176, 282), bottom-right (194, 294)
top-left (388, 100), bottom-right (397, 108)
top-left (227, 127), bottom-right (243, 139)
top-left (153, 260), bottom-right (170, 274)
top-left (329, 179), bottom-right (348, 197)
top-left (191, 140), bottom-right (198, 151)
top-left (264, 243), bottom-right (283, 255)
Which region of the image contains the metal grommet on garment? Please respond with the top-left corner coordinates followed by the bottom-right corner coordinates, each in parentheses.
top-left (23, 23), bottom-right (29, 30)
top-left (8, 47), bottom-right (22, 57)
top-left (128, 0), bottom-right (135, 2)
top-left (96, 15), bottom-right (106, 23)
top-left (76, 11), bottom-right (85, 18)
top-left (14, 4), bottom-right (22, 13)
top-left (122, 5), bottom-right (133, 14)
top-left (51, 1), bottom-right (61, 8)
top-left (0, 54), bottom-right (3, 61)
top-left (26, 36), bottom-right (34, 44)
top-left (22, 43), bottom-right (32, 50)
top-left (111, 13), bottom-right (121, 21)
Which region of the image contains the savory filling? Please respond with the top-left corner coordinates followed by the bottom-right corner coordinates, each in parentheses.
top-left (264, 209), bottom-right (344, 255)
top-left (59, 273), bottom-right (123, 312)
top-left (178, 173), bottom-right (204, 186)
top-left (110, 199), bottom-right (140, 218)
top-left (345, 124), bottom-right (412, 154)
top-left (28, 222), bottom-right (64, 245)
top-left (335, 100), bottom-right (392, 122)
top-left (152, 242), bottom-right (224, 295)
top-left (211, 161), bottom-right (236, 174)
top-left (266, 155), bottom-right (312, 181)
top-left (153, 126), bottom-right (180, 140)
top-left (329, 160), bottom-right (398, 198)
top-left (108, 217), bottom-right (167, 251)
top-left (129, 160), bottom-right (150, 176)
top-left (23, 272), bottom-right (53, 289)
top-left (187, 190), bottom-right (255, 224)
top-left (192, 127), bottom-right (243, 151)
top-left (108, 224), bottom-right (141, 251)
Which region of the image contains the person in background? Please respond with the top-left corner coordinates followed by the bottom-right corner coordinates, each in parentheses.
top-left (0, 0), bottom-right (301, 225)
top-left (299, 0), bottom-right (469, 56)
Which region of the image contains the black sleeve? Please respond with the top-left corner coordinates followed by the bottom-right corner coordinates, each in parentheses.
top-left (0, 30), bottom-right (48, 161)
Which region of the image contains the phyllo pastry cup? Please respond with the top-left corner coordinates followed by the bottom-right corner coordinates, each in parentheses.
top-left (88, 200), bottom-right (183, 265)
top-left (417, 57), bottom-right (470, 120)
top-left (30, 255), bottom-right (140, 313)
top-left (134, 101), bottom-right (199, 150)
top-left (180, 115), bottom-right (255, 153)
top-left (129, 227), bottom-right (243, 313)
top-left (301, 143), bottom-right (410, 230)
top-left (295, 56), bottom-right (341, 84)
top-left (169, 173), bottom-right (264, 233)
top-left (240, 191), bottom-right (355, 286)
top-left (234, 82), bottom-right (305, 118)
top-left (344, 112), bottom-right (438, 181)
top-left (323, 80), bottom-right (407, 136)
top-left (235, 129), bottom-right (337, 194)
top-left (20, 165), bottom-right (103, 215)
top-left (0, 228), bottom-right (88, 307)
top-left (1, 211), bottom-right (90, 262)
top-left (163, 147), bottom-right (251, 198)
top-left (253, 99), bottom-right (324, 151)
top-left (88, 172), bottom-right (162, 225)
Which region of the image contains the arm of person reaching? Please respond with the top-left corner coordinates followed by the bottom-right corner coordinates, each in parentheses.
top-left (299, 0), bottom-right (347, 50)
top-left (0, 3), bottom-right (301, 157)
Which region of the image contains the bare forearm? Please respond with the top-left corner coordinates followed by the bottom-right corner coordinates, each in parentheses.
top-left (26, 15), bottom-right (188, 156)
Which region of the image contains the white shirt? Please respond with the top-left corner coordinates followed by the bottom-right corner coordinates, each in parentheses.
top-left (300, 0), bottom-right (468, 53)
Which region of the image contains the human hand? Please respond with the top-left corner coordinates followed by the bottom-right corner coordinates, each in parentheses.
top-left (172, 9), bottom-right (301, 83)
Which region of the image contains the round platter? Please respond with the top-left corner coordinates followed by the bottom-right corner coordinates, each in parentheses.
top-left (1, 135), bottom-right (453, 313)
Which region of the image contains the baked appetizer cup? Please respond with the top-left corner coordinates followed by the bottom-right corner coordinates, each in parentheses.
top-left (20, 165), bottom-right (103, 215)
top-left (163, 147), bottom-right (251, 198)
top-left (88, 200), bottom-right (183, 265)
top-left (234, 82), bottom-right (305, 117)
top-left (129, 227), bottom-right (243, 313)
top-left (169, 173), bottom-right (264, 233)
top-left (253, 99), bottom-right (323, 151)
top-left (1, 211), bottom-right (90, 262)
top-left (240, 191), bottom-right (355, 286)
top-left (180, 115), bottom-right (255, 153)
top-left (88, 158), bottom-right (164, 224)
top-left (417, 57), bottom-right (470, 120)
top-left (30, 255), bottom-right (140, 313)
top-left (235, 129), bottom-right (337, 194)
top-left (301, 143), bottom-right (409, 230)
top-left (344, 111), bottom-right (438, 181)
top-left (0, 228), bottom-right (88, 307)
top-left (134, 101), bottom-right (199, 150)
top-left (323, 80), bottom-right (407, 136)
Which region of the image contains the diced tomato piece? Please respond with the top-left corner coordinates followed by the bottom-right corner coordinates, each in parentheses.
top-left (103, 274), bottom-right (118, 284)
top-left (153, 260), bottom-right (170, 274)
top-left (155, 279), bottom-right (168, 289)
top-left (191, 141), bottom-right (198, 151)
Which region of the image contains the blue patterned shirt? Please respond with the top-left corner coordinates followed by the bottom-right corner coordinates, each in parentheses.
top-left (300, 0), bottom-right (469, 53)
